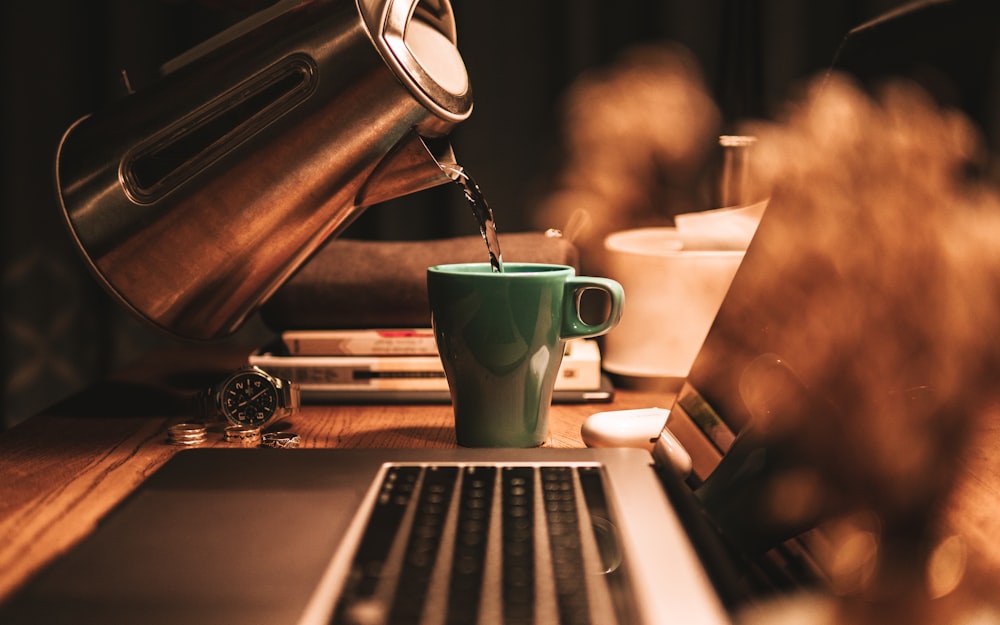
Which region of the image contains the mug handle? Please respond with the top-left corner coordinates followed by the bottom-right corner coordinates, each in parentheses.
top-left (561, 277), bottom-right (625, 339)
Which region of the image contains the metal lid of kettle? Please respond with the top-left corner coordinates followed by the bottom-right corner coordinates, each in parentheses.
top-left (358, 0), bottom-right (472, 122)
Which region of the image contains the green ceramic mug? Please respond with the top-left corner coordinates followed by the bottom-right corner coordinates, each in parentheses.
top-left (427, 263), bottom-right (624, 447)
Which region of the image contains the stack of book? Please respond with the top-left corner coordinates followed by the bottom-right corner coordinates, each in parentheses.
top-left (249, 329), bottom-right (613, 403)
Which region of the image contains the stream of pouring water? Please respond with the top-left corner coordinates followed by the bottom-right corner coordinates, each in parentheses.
top-left (443, 164), bottom-right (504, 273)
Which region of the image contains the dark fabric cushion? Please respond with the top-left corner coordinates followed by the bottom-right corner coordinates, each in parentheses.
top-left (260, 232), bottom-right (579, 330)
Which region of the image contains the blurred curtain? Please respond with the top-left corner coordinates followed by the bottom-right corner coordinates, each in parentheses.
top-left (1, 0), bottom-right (909, 427)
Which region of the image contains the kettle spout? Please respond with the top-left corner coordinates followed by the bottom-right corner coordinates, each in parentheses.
top-left (356, 132), bottom-right (458, 206)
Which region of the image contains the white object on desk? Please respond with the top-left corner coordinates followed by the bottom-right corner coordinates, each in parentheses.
top-left (581, 407), bottom-right (692, 475)
top-left (601, 227), bottom-right (745, 380)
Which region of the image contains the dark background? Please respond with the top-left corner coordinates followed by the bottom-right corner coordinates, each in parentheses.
top-left (0, 0), bottom-right (921, 427)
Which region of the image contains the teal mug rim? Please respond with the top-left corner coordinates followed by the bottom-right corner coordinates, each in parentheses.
top-left (428, 262), bottom-right (574, 276)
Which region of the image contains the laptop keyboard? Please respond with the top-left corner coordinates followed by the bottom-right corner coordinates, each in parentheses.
top-left (330, 464), bottom-right (631, 625)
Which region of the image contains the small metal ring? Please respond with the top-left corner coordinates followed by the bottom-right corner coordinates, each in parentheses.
top-left (224, 425), bottom-right (262, 446)
top-left (261, 431), bottom-right (301, 449)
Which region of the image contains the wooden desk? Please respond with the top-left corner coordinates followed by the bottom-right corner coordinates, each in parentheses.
top-left (3, 344), bottom-right (1000, 616)
top-left (0, 344), bottom-right (673, 602)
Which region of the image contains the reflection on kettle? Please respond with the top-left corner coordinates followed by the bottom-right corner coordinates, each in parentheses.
top-left (56, 0), bottom-right (473, 340)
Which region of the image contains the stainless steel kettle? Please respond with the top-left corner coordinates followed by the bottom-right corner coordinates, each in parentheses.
top-left (56, 0), bottom-right (472, 340)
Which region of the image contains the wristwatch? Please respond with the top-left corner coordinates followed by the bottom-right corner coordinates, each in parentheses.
top-left (200, 365), bottom-right (300, 428)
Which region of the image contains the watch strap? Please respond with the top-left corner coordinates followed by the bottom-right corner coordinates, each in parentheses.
top-left (279, 379), bottom-right (302, 415)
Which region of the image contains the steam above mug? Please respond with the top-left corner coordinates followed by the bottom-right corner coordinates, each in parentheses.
top-left (56, 0), bottom-right (472, 340)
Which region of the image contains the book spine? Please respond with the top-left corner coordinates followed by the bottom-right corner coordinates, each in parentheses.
top-left (250, 350), bottom-right (601, 392)
top-left (283, 329), bottom-right (438, 356)
top-left (255, 356), bottom-right (447, 391)
top-left (273, 368), bottom-right (449, 391)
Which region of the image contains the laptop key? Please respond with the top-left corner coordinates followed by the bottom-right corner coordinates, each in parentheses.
top-left (542, 467), bottom-right (591, 625)
top-left (388, 465), bottom-right (460, 624)
top-left (332, 465), bottom-right (421, 625)
top-left (445, 466), bottom-right (496, 625)
top-left (502, 467), bottom-right (535, 625)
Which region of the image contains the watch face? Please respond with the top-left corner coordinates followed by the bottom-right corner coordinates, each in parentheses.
top-left (220, 371), bottom-right (278, 427)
